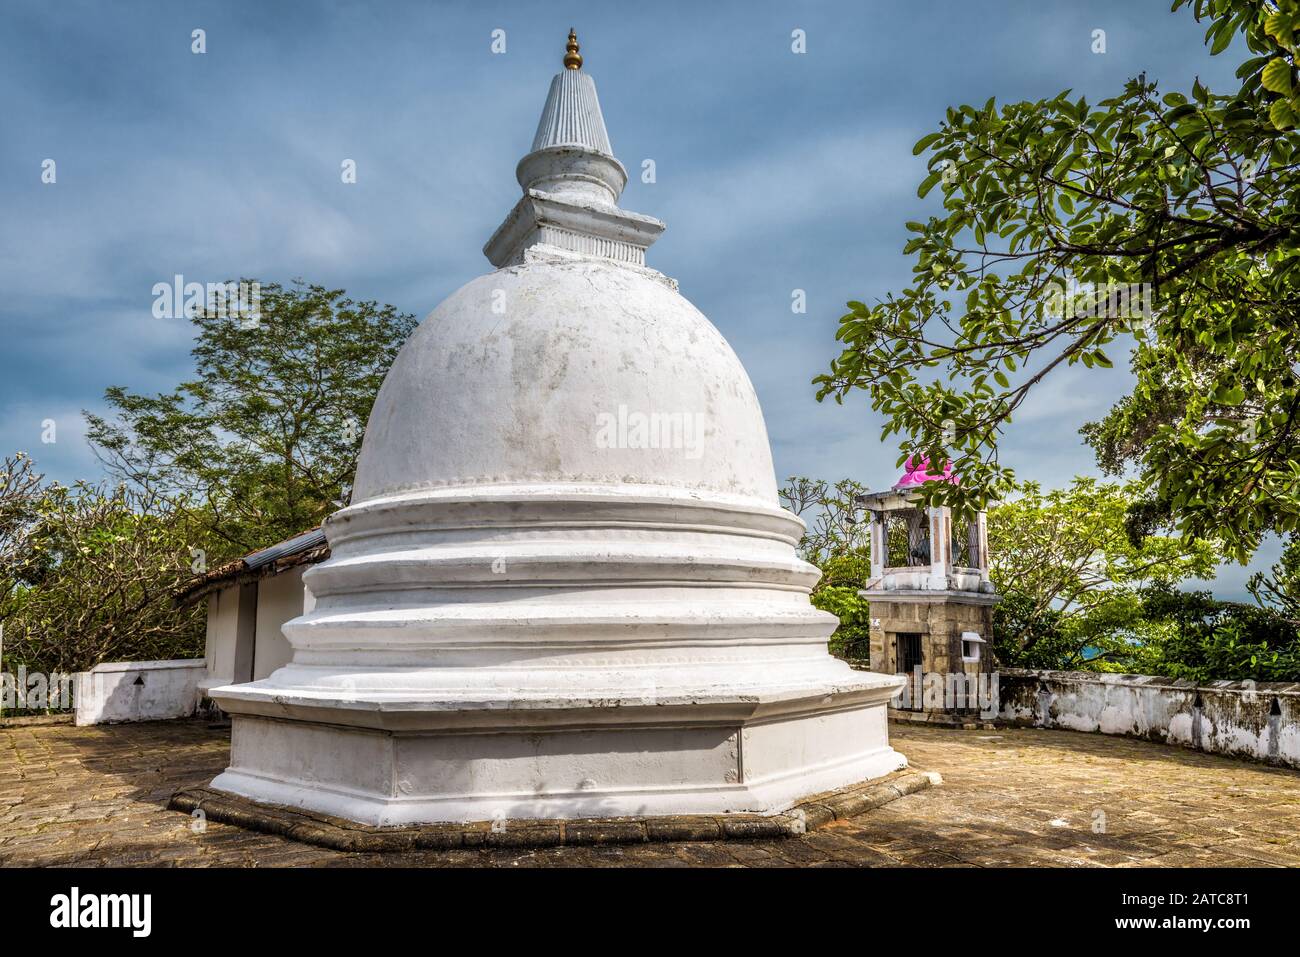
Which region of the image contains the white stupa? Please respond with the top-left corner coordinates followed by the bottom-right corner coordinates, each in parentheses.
top-left (207, 31), bottom-right (906, 826)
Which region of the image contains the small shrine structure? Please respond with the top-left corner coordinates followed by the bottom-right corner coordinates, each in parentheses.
top-left (857, 458), bottom-right (998, 724)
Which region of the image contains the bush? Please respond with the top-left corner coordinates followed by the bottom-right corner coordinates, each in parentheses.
top-left (810, 552), bottom-right (873, 659)
top-left (2, 474), bottom-right (206, 676)
top-left (1122, 586), bottom-right (1300, 683)
top-left (993, 583), bottom-right (1300, 682)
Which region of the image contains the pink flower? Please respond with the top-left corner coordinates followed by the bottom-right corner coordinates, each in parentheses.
top-left (894, 455), bottom-right (960, 487)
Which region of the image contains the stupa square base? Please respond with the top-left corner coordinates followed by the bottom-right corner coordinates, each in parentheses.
top-left (208, 699), bottom-right (906, 827)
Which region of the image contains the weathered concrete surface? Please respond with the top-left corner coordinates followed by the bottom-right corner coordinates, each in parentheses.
top-left (3, 720), bottom-right (1299, 867)
top-left (1000, 669), bottom-right (1300, 769)
top-left (167, 770), bottom-right (933, 851)
top-left (0, 713), bottom-right (72, 728)
top-left (73, 660), bottom-right (205, 726)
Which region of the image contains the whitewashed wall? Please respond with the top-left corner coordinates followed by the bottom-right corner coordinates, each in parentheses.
top-left (999, 669), bottom-right (1300, 769)
top-left (74, 659), bottom-right (205, 726)
top-left (200, 570), bottom-right (309, 696)
top-left (253, 567), bottom-right (309, 680)
top-left (202, 587), bottom-right (241, 690)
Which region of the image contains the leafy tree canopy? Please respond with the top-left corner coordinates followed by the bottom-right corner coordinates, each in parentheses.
top-left (985, 479), bottom-right (1299, 679)
top-left (779, 477), bottom-right (875, 657)
top-left (0, 454), bottom-right (204, 676)
top-left (1123, 584), bottom-right (1300, 681)
top-left (85, 280), bottom-right (416, 556)
top-left (1249, 535), bottom-right (1300, 619)
top-left (988, 478), bottom-right (1218, 650)
top-left (815, 0), bottom-right (1300, 564)
top-left (987, 478), bottom-right (1217, 668)
top-left (779, 476), bottom-right (870, 564)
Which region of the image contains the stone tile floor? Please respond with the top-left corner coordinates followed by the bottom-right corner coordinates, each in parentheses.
top-left (2, 720), bottom-right (1298, 867)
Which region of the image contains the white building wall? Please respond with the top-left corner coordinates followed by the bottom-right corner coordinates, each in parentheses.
top-left (253, 567), bottom-right (308, 680)
top-left (203, 588), bottom-right (239, 691)
top-left (200, 568), bottom-right (312, 694)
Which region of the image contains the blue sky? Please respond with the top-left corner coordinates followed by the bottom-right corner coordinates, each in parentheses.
top-left (0, 0), bottom-right (1277, 596)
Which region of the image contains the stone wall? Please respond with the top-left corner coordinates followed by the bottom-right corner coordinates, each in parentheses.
top-left (999, 668), bottom-right (1300, 769)
top-left (868, 598), bottom-right (994, 676)
top-left (867, 598), bottom-right (995, 723)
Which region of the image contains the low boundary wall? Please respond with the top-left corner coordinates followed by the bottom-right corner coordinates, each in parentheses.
top-left (73, 659), bottom-right (205, 726)
top-left (998, 668), bottom-right (1300, 769)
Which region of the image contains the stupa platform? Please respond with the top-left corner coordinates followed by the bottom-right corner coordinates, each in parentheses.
top-left (171, 767), bottom-right (933, 851)
top-left (206, 671), bottom-right (905, 826)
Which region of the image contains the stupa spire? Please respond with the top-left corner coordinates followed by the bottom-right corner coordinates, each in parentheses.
top-left (483, 30), bottom-right (666, 269)
top-left (529, 34), bottom-right (613, 156)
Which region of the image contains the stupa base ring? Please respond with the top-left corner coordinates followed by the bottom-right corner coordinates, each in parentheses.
top-left (170, 768), bottom-right (933, 852)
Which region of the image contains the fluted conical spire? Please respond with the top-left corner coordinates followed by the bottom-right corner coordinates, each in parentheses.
top-left (530, 68), bottom-right (613, 155)
top-left (483, 31), bottom-right (665, 269)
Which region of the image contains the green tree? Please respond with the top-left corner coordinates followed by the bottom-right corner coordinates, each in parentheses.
top-left (778, 476), bottom-right (870, 564)
top-left (779, 477), bottom-right (873, 657)
top-left (1123, 585), bottom-right (1300, 681)
top-left (987, 478), bottom-right (1217, 666)
top-left (810, 551), bottom-right (873, 660)
top-left (1248, 536), bottom-right (1300, 620)
top-left (1, 468), bottom-right (205, 676)
top-left (85, 281), bottom-right (416, 555)
top-left (0, 453), bottom-right (43, 587)
top-left (814, 0), bottom-right (1300, 567)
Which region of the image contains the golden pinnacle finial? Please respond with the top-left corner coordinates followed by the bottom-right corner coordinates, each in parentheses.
top-left (563, 28), bottom-right (582, 70)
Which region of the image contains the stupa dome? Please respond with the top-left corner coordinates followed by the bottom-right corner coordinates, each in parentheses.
top-left (353, 259), bottom-right (778, 506)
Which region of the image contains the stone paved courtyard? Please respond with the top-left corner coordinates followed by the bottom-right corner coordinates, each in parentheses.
top-left (2, 719), bottom-right (1299, 867)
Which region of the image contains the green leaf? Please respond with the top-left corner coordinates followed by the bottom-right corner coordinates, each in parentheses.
top-left (1209, 18), bottom-right (1235, 55)
top-left (1216, 384), bottom-right (1247, 406)
top-left (912, 132), bottom-right (942, 155)
top-left (1270, 98), bottom-right (1297, 129)
top-left (1262, 58), bottom-right (1294, 95)
top-left (1265, 12), bottom-right (1294, 48)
